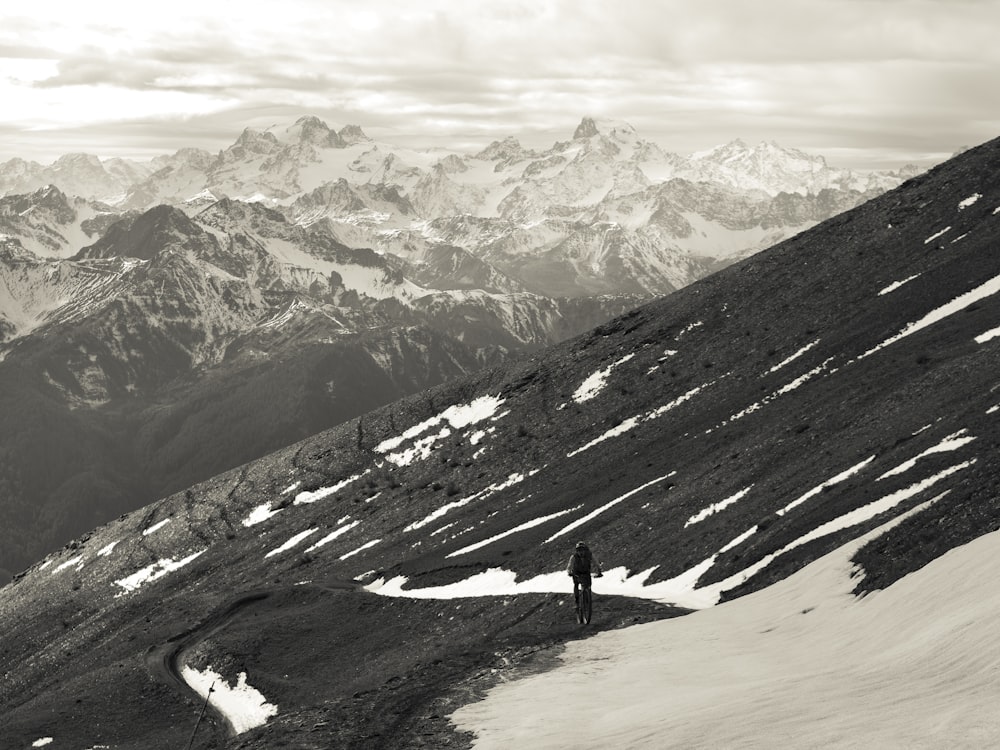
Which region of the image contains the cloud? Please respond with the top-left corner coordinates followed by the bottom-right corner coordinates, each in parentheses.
top-left (0, 0), bottom-right (995, 167)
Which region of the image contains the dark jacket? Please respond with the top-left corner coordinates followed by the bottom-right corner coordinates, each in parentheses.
top-left (567, 548), bottom-right (602, 577)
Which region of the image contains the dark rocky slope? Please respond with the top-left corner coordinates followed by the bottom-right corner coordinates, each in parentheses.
top-left (2, 134), bottom-right (1000, 748)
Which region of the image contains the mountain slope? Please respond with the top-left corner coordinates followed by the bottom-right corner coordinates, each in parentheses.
top-left (1, 134), bottom-right (998, 748)
top-left (0, 195), bottom-right (636, 579)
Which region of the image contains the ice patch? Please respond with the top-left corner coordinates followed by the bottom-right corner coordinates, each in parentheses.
top-left (32, 738), bottom-right (53, 747)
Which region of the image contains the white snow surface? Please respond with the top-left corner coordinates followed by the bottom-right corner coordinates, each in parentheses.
top-left (376, 395), bottom-right (506, 466)
top-left (181, 665), bottom-right (278, 734)
top-left (975, 325), bottom-right (1000, 344)
top-left (141, 519), bottom-right (171, 536)
top-left (265, 528), bottom-right (319, 558)
top-left (878, 274), bottom-right (920, 295)
top-left (860, 271), bottom-right (1000, 360)
top-left (31, 738), bottom-right (53, 747)
top-left (958, 193), bottom-right (981, 209)
top-left (924, 226), bottom-right (952, 244)
top-left (572, 353), bottom-right (635, 403)
top-left (685, 486), bottom-right (753, 527)
top-left (113, 549), bottom-right (207, 596)
top-left (766, 339), bottom-right (819, 374)
top-left (452, 500), bottom-right (1000, 749)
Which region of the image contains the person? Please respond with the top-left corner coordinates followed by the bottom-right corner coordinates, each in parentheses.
top-left (567, 541), bottom-right (602, 606)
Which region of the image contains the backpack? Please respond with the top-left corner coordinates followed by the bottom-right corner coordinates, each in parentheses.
top-left (570, 548), bottom-right (592, 575)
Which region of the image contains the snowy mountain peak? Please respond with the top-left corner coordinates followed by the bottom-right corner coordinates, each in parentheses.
top-left (338, 124), bottom-right (370, 145)
top-left (233, 127), bottom-right (281, 154)
top-left (573, 116), bottom-right (637, 142)
top-left (282, 115), bottom-right (346, 148)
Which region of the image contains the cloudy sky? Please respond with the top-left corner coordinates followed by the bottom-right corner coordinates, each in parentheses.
top-left (2, 0), bottom-right (996, 169)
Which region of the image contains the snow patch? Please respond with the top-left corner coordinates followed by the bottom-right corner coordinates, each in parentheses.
top-left (767, 340), bottom-right (819, 374)
top-left (878, 430), bottom-right (976, 480)
top-left (305, 520), bottom-right (361, 552)
top-left (293, 473), bottom-right (366, 505)
top-left (860, 271), bottom-right (1000, 360)
top-left (243, 503), bottom-right (283, 527)
top-left (32, 738), bottom-right (53, 747)
top-left (779, 456), bottom-right (876, 516)
top-left (52, 555), bottom-right (84, 574)
top-left (572, 353), bottom-right (635, 403)
top-left (568, 383), bottom-right (711, 457)
top-left (924, 226), bottom-right (951, 244)
top-left (97, 541), bottom-right (120, 557)
top-left (142, 519), bottom-right (171, 536)
top-left (265, 528), bottom-right (319, 558)
top-left (685, 486), bottom-right (754, 527)
top-left (406, 472), bottom-right (533, 532)
top-left (447, 507), bottom-right (580, 557)
top-left (340, 539), bottom-right (381, 560)
top-left (878, 274), bottom-right (920, 296)
top-left (114, 549), bottom-right (207, 596)
top-left (958, 193), bottom-right (981, 210)
top-left (181, 665), bottom-right (278, 734)
top-left (376, 395), bottom-right (506, 466)
top-left (547, 473), bottom-right (675, 542)
top-left (975, 326), bottom-right (1000, 344)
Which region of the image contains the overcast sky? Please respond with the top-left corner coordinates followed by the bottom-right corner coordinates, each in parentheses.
top-left (2, 0), bottom-right (997, 170)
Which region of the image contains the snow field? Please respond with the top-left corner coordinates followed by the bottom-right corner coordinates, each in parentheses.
top-left (451, 501), bottom-right (1000, 749)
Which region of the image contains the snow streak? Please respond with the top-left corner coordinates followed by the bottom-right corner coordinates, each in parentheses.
top-left (546, 473), bottom-right (675, 542)
top-left (567, 383), bottom-right (711, 457)
top-left (447, 507), bottom-right (580, 557)
top-left (685, 486), bottom-right (754, 527)
top-left (860, 271), bottom-right (1000, 360)
top-left (778, 456), bottom-right (876, 516)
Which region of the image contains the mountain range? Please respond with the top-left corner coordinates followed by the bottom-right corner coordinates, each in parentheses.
top-left (1, 130), bottom-right (998, 747)
top-left (0, 117), bottom-right (922, 580)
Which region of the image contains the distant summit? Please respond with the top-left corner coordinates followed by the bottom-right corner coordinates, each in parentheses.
top-left (573, 116), bottom-right (638, 141)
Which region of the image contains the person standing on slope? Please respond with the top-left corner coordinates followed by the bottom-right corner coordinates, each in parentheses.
top-left (567, 541), bottom-right (603, 606)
